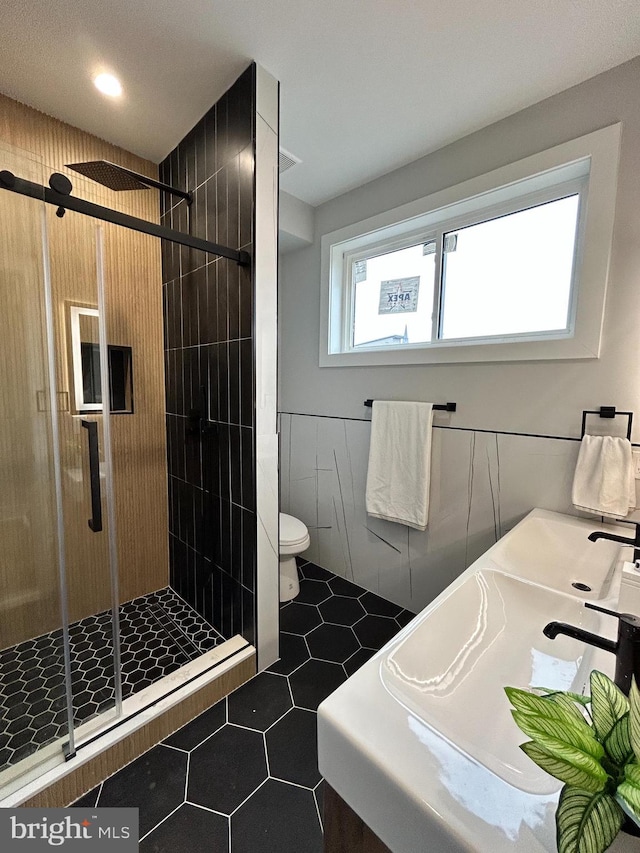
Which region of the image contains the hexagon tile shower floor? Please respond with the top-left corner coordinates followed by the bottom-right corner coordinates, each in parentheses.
top-left (0, 587), bottom-right (224, 770)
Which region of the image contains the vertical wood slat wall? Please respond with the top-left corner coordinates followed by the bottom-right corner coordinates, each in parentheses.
top-left (0, 94), bottom-right (168, 645)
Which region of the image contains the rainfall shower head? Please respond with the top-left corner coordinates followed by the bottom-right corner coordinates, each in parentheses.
top-left (65, 160), bottom-right (192, 203)
top-left (66, 160), bottom-right (151, 191)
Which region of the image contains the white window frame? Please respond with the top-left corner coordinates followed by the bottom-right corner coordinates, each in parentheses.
top-left (319, 124), bottom-right (621, 367)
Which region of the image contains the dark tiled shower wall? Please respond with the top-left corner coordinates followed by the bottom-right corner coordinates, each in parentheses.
top-left (160, 64), bottom-right (257, 646)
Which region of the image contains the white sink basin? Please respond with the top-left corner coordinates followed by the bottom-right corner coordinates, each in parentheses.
top-left (381, 569), bottom-right (599, 794)
top-left (472, 509), bottom-right (627, 599)
top-left (318, 510), bottom-right (623, 853)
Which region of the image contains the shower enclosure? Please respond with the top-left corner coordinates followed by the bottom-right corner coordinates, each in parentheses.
top-left (0, 139), bottom-right (249, 799)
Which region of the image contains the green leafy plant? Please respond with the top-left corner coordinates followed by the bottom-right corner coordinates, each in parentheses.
top-left (505, 672), bottom-right (640, 853)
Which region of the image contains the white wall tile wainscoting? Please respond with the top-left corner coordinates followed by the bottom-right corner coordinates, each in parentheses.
top-left (278, 412), bottom-right (601, 613)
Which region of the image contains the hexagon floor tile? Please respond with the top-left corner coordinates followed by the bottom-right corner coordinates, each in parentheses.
top-left (69, 558), bottom-right (415, 852)
top-left (232, 779), bottom-right (322, 853)
top-left (187, 724), bottom-right (268, 814)
top-left (99, 744), bottom-right (188, 837)
top-left (0, 587), bottom-right (224, 773)
top-left (140, 802), bottom-right (229, 853)
top-left (227, 672), bottom-right (292, 731)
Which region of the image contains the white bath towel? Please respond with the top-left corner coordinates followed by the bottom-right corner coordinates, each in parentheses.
top-left (365, 401), bottom-right (434, 530)
top-left (572, 434), bottom-right (636, 519)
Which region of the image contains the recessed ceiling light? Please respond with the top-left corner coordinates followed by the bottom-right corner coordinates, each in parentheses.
top-left (93, 73), bottom-right (122, 98)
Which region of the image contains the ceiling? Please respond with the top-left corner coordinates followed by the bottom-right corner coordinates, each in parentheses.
top-left (1, 1), bottom-right (639, 206)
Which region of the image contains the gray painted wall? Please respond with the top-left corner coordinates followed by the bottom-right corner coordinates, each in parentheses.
top-left (278, 57), bottom-right (640, 611)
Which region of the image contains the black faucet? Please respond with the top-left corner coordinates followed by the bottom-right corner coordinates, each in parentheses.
top-left (588, 521), bottom-right (640, 562)
top-left (544, 603), bottom-right (640, 695)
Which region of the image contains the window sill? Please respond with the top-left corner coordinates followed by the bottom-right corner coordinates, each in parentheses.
top-left (320, 333), bottom-right (598, 367)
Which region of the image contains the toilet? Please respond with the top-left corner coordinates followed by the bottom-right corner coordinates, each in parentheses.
top-left (279, 513), bottom-right (310, 602)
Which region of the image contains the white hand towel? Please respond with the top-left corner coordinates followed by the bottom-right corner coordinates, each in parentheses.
top-left (365, 401), bottom-right (433, 530)
top-left (572, 434), bottom-right (636, 519)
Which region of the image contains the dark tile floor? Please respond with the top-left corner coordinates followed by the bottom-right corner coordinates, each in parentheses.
top-left (71, 560), bottom-right (414, 852)
top-left (0, 587), bottom-right (224, 772)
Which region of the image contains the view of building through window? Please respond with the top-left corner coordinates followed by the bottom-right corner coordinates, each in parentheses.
top-left (350, 194), bottom-right (580, 349)
top-left (352, 244), bottom-right (435, 347)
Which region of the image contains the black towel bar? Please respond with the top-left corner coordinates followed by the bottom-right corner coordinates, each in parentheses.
top-left (364, 400), bottom-right (456, 412)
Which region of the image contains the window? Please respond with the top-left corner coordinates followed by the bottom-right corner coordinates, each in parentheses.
top-left (348, 191), bottom-right (582, 350)
top-left (439, 195), bottom-right (580, 341)
top-left (320, 124), bottom-right (621, 366)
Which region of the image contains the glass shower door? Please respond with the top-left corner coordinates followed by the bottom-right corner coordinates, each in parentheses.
top-left (44, 207), bottom-right (122, 747)
top-left (0, 147), bottom-right (122, 795)
top-left (0, 142), bottom-right (74, 790)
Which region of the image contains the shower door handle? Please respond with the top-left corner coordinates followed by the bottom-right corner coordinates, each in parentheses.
top-left (81, 419), bottom-right (103, 533)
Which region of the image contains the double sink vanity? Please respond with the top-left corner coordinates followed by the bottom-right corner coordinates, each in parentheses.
top-left (318, 509), bottom-right (635, 853)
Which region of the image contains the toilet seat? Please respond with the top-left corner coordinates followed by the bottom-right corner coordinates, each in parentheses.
top-left (280, 512), bottom-right (309, 548)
